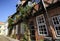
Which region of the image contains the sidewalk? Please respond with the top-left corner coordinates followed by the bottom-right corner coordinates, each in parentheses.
top-left (4, 35), bottom-right (19, 41)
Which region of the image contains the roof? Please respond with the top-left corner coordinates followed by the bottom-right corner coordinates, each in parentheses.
top-left (0, 22), bottom-right (4, 25)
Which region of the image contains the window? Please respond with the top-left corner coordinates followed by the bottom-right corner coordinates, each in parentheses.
top-left (30, 29), bottom-right (35, 35)
top-left (52, 15), bottom-right (60, 36)
top-left (29, 21), bottom-right (36, 41)
top-left (36, 14), bottom-right (48, 36)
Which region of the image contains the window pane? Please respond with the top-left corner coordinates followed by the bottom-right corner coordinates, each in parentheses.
top-left (57, 30), bottom-right (60, 35)
top-left (36, 14), bottom-right (48, 36)
top-left (52, 15), bottom-right (60, 35)
top-left (29, 21), bottom-right (36, 41)
top-left (30, 30), bottom-right (35, 35)
top-left (30, 25), bottom-right (34, 29)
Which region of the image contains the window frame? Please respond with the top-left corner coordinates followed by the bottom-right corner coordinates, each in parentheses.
top-left (52, 15), bottom-right (60, 36)
top-left (36, 14), bottom-right (48, 36)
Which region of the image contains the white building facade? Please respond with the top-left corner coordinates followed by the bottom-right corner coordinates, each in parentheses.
top-left (0, 22), bottom-right (8, 36)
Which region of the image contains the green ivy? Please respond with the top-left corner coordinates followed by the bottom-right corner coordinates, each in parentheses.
top-left (8, 17), bottom-right (14, 26)
top-left (19, 5), bottom-right (32, 19)
top-left (8, 17), bottom-right (14, 35)
top-left (15, 15), bottom-right (20, 20)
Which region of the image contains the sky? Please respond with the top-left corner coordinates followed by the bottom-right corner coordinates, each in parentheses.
top-left (0, 0), bottom-right (18, 22)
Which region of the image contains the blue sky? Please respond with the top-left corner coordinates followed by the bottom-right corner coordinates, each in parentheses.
top-left (0, 0), bottom-right (18, 22)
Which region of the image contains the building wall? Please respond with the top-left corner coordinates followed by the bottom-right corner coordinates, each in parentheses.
top-left (48, 7), bottom-right (60, 17)
top-left (9, 0), bottom-right (60, 40)
top-left (35, 7), bottom-right (60, 41)
top-left (27, 7), bottom-right (60, 41)
top-left (48, 7), bottom-right (60, 39)
top-left (0, 24), bottom-right (5, 35)
top-left (4, 22), bottom-right (8, 36)
top-left (0, 22), bottom-right (8, 36)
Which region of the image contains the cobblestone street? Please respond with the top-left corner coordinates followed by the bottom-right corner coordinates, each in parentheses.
top-left (0, 35), bottom-right (19, 41)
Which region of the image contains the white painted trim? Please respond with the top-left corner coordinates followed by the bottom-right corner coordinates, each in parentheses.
top-left (55, 37), bottom-right (60, 39)
top-left (44, 37), bottom-right (52, 40)
top-left (36, 14), bottom-right (48, 36)
top-left (52, 15), bottom-right (60, 36)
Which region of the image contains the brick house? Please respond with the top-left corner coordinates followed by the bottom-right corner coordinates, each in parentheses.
top-left (8, 0), bottom-right (60, 41)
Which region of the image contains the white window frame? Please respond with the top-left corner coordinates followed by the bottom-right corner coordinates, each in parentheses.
top-left (52, 15), bottom-right (60, 36)
top-left (36, 14), bottom-right (48, 36)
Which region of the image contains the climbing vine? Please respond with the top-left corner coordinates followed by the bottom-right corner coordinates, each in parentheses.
top-left (8, 17), bottom-right (14, 36)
